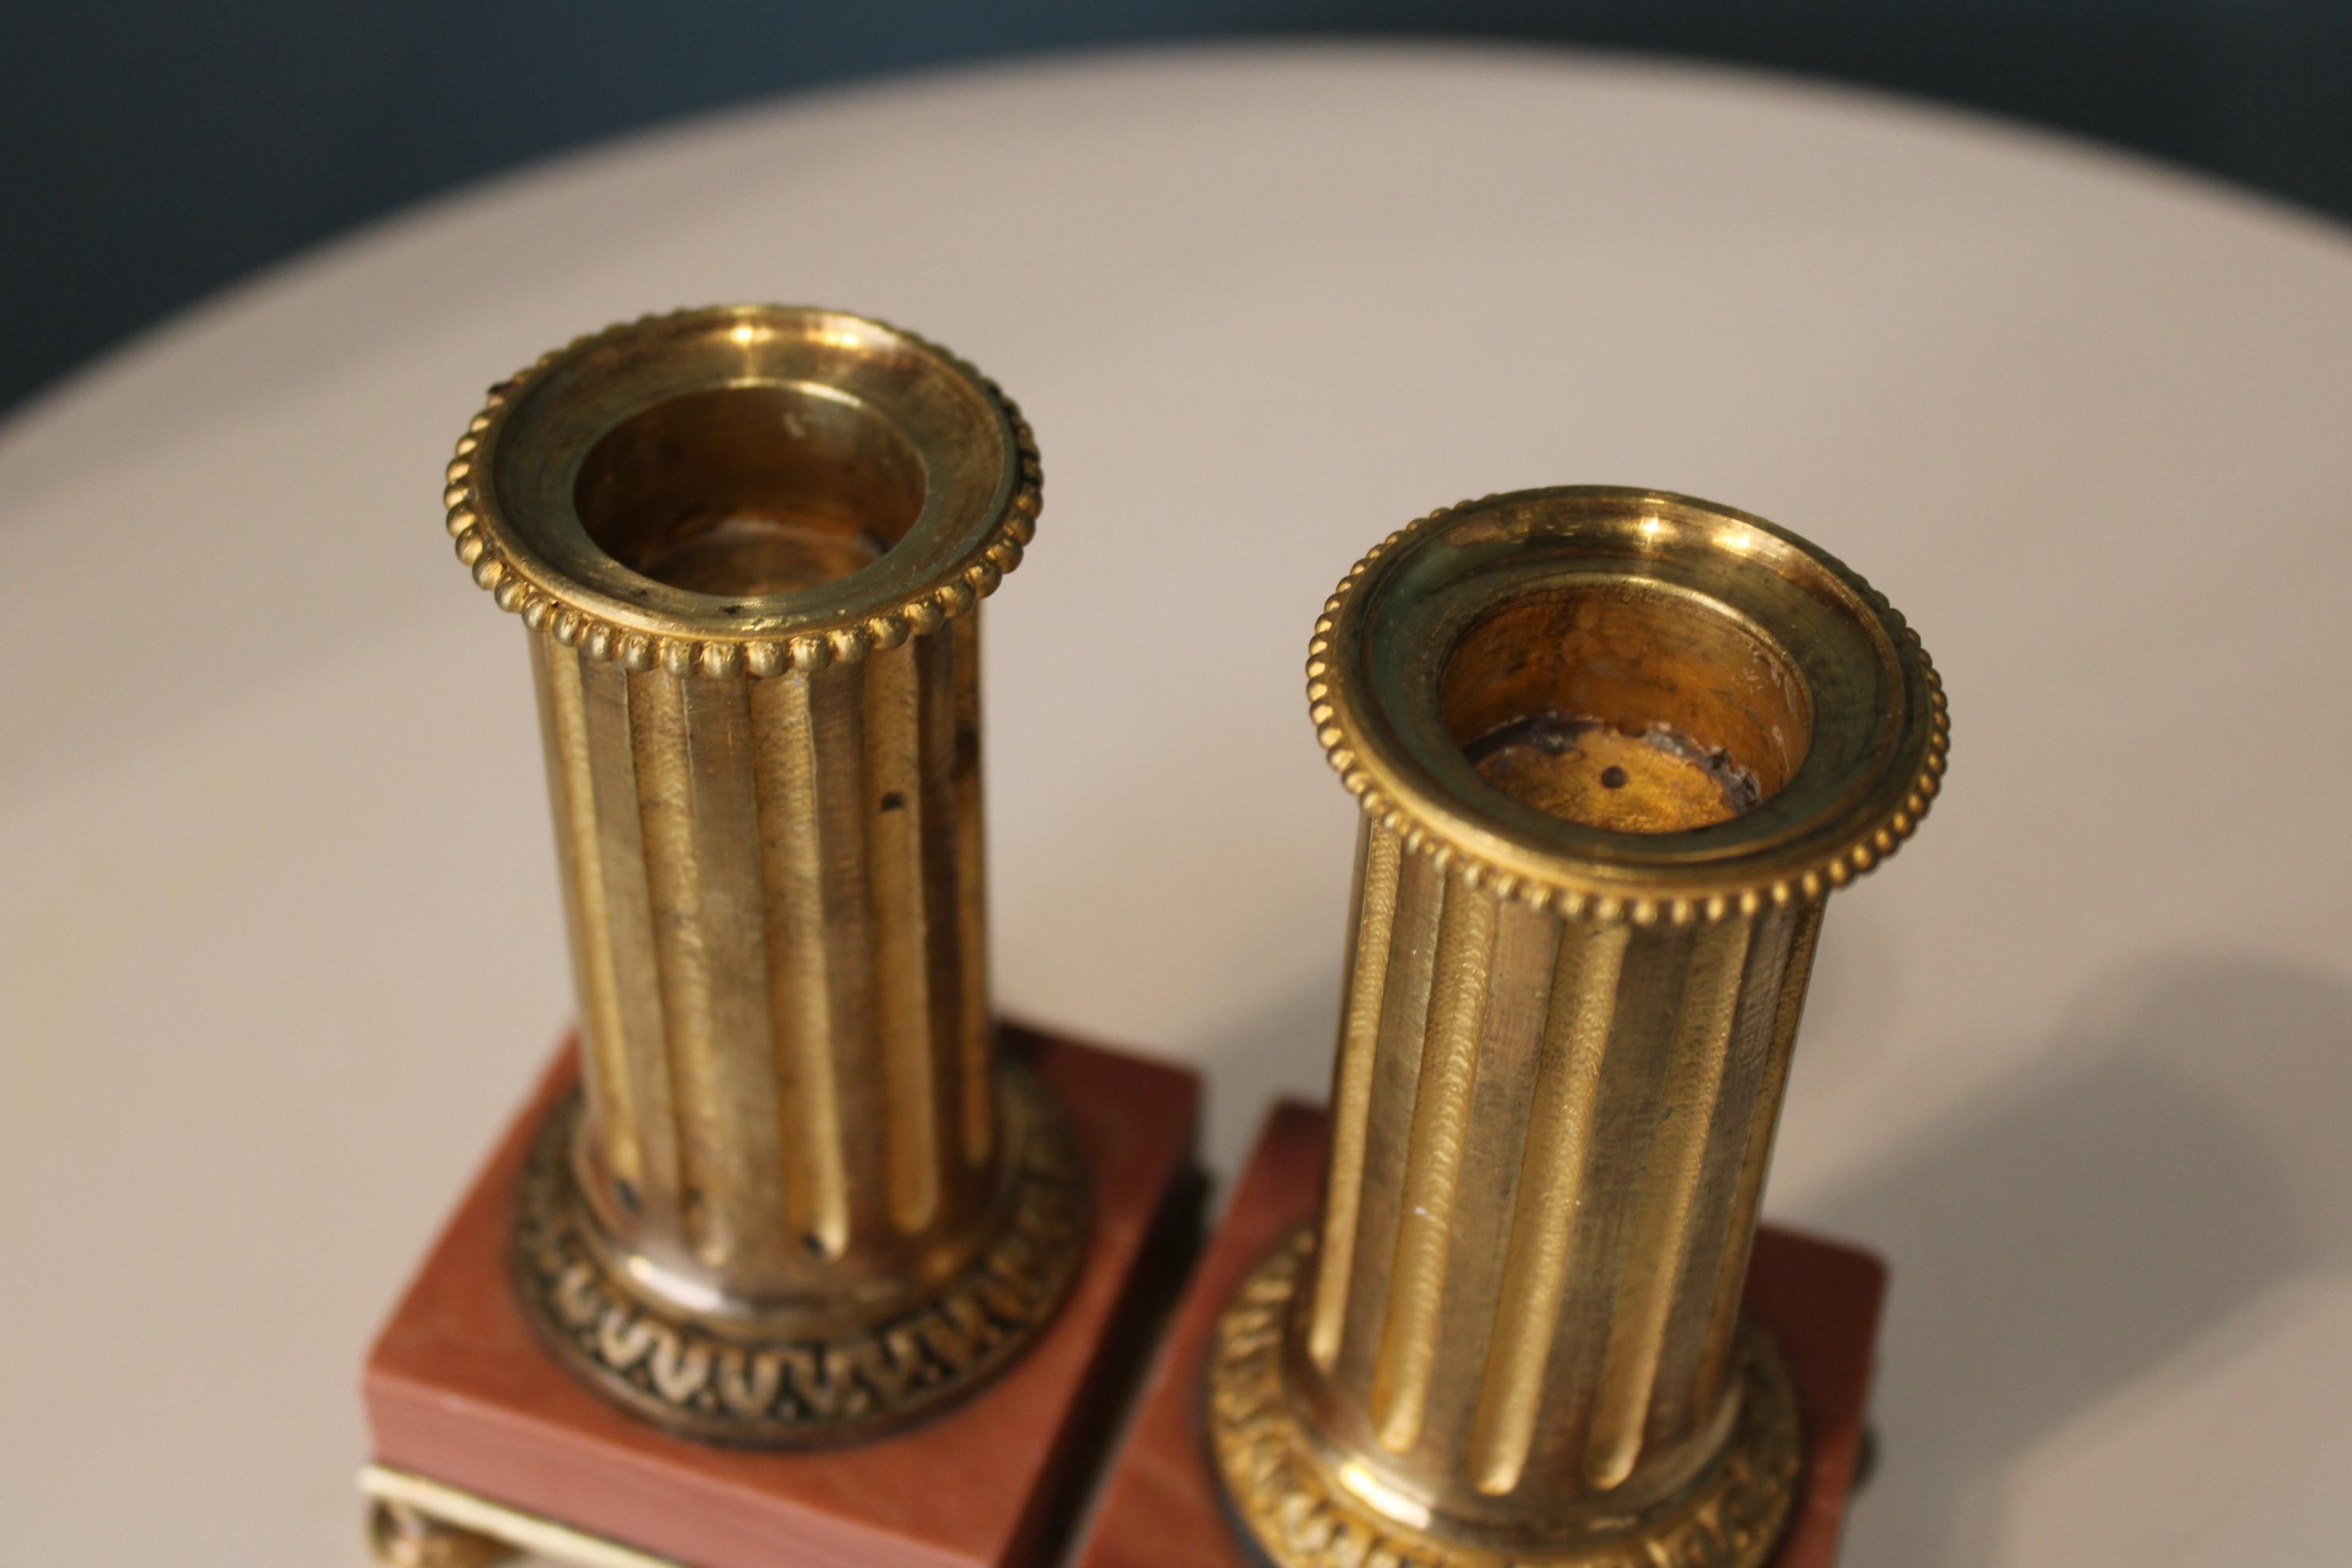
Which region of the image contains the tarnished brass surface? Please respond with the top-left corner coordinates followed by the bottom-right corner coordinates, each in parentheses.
top-left (1210, 488), bottom-right (1947, 1566)
top-left (1211, 1234), bottom-right (1801, 1568)
top-left (441, 305), bottom-right (1080, 1445)
top-left (514, 1065), bottom-right (1083, 1443)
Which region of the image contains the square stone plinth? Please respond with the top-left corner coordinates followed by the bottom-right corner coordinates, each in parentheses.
top-left (1074, 1101), bottom-right (1885, 1568)
top-left (365, 1023), bottom-right (1200, 1568)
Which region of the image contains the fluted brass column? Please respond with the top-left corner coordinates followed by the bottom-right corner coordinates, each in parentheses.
top-left (441, 306), bottom-right (1083, 1446)
top-left (1208, 488), bottom-right (1947, 1566)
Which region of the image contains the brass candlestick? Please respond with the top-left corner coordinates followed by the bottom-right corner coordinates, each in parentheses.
top-left (442, 305), bottom-right (1082, 1446)
top-left (1207, 488), bottom-right (1947, 1566)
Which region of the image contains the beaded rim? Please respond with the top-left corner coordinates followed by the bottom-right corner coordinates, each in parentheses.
top-left (443, 305), bottom-right (1042, 678)
top-left (1307, 488), bottom-right (1950, 925)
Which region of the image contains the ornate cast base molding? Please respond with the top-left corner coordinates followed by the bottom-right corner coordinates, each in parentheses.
top-left (368, 1031), bottom-right (1201, 1568)
top-left (514, 1064), bottom-right (1087, 1448)
top-left (1205, 1230), bottom-right (1803, 1568)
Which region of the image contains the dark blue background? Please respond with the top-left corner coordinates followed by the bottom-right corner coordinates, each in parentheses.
top-left (7, 2), bottom-right (2346, 415)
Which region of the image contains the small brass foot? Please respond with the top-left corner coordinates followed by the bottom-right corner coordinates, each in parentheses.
top-left (367, 1496), bottom-right (514, 1568)
top-left (360, 1464), bottom-right (690, 1568)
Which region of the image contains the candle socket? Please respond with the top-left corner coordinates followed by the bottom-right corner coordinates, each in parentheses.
top-left (1207, 489), bottom-right (1948, 1567)
top-left (443, 305), bottom-right (1080, 1446)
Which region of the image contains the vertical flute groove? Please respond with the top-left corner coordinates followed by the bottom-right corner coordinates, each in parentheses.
top-left (1370, 881), bottom-right (1495, 1452)
top-left (867, 638), bottom-right (941, 1234)
top-left (1642, 915), bottom-right (1786, 1446)
top-left (756, 669), bottom-right (851, 1259)
top-left (1467, 918), bottom-right (1627, 1494)
top-left (534, 636), bottom-right (641, 1198)
top-left (1310, 823), bottom-right (1403, 1370)
top-left (631, 671), bottom-right (724, 1262)
top-left (951, 613), bottom-right (993, 1169)
top-left (812, 658), bottom-right (886, 1251)
top-left (1583, 920), bottom-right (1753, 1492)
top-left (915, 624), bottom-right (971, 1208)
top-left (677, 675), bottom-right (790, 1276)
top-left (579, 656), bottom-right (683, 1232)
top-left (1329, 845), bottom-right (1446, 1409)
top-left (1690, 902), bottom-right (1822, 1415)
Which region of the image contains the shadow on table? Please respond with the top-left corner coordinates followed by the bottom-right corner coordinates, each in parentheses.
top-left (1185, 951), bottom-right (2345, 1565)
top-left (1822, 955), bottom-right (2351, 1566)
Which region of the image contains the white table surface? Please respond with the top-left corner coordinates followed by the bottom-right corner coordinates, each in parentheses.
top-left (3, 40), bottom-right (2348, 1567)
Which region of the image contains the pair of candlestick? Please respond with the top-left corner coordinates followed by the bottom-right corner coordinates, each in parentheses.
top-left (364, 304), bottom-right (1945, 1568)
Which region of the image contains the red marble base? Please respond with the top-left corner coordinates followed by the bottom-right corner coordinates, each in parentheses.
top-left (1075, 1102), bottom-right (1886, 1568)
top-left (364, 1023), bottom-right (1200, 1568)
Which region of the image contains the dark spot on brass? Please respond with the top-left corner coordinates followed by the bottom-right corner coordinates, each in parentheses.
top-left (1461, 711), bottom-right (1599, 764)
